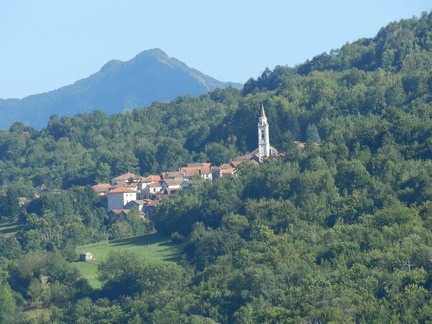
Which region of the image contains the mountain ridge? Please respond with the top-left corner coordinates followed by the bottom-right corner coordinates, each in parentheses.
top-left (0, 48), bottom-right (242, 130)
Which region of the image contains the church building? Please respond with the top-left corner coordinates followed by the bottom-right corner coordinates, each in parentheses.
top-left (232, 104), bottom-right (279, 164)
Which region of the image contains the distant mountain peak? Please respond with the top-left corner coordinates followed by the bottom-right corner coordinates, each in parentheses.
top-left (0, 49), bottom-right (243, 130)
top-left (136, 48), bottom-right (169, 58)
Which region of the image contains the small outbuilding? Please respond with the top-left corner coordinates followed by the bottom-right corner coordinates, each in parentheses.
top-left (79, 252), bottom-right (94, 262)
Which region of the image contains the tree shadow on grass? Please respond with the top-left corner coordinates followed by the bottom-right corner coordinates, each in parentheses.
top-left (108, 232), bottom-right (182, 263)
top-left (157, 242), bottom-right (182, 262)
top-left (109, 232), bottom-right (169, 247)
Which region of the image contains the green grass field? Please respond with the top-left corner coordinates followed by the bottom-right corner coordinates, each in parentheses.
top-left (73, 232), bottom-right (181, 288)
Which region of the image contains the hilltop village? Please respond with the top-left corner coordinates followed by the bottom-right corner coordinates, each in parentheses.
top-left (93, 105), bottom-right (285, 221)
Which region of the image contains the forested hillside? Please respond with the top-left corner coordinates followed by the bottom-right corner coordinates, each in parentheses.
top-left (1, 11), bottom-right (432, 323)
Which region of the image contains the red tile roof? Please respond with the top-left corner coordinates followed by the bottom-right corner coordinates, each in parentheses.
top-left (163, 179), bottom-right (184, 186)
top-left (146, 200), bottom-right (160, 207)
top-left (107, 187), bottom-right (138, 194)
top-left (180, 163), bottom-right (212, 174)
top-left (141, 175), bottom-right (162, 182)
top-left (92, 183), bottom-right (111, 193)
top-left (112, 172), bottom-right (141, 181)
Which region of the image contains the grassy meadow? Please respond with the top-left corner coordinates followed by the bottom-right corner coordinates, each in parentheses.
top-left (74, 232), bottom-right (181, 288)
top-left (0, 221), bottom-right (181, 289)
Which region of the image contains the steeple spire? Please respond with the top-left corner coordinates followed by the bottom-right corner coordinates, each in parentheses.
top-left (258, 104), bottom-right (270, 162)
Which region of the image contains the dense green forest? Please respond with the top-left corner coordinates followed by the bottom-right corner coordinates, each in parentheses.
top-left (1, 11), bottom-right (432, 323)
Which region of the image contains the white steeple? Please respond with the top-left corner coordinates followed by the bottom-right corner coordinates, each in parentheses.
top-left (258, 104), bottom-right (270, 162)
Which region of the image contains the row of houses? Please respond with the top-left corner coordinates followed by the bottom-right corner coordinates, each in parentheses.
top-left (92, 161), bottom-right (242, 222)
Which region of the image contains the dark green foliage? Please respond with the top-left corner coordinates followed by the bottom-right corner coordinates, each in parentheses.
top-left (108, 207), bottom-right (153, 239)
top-left (98, 250), bottom-right (189, 299)
top-left (184, 223), bottom-right (246, 270)
top-left (18, 186), bottom-right (107, 251)
top-left (6, 250), bottom-right (91, 312)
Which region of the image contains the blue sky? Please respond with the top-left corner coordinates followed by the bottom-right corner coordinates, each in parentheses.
top-left (1, 1), bottom-right (431, 99)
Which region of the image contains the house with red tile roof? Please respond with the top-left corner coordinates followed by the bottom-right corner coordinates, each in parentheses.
top-left (179, 163), bottom-right (213, 180)
top-left (92, 183), bottom-right (112, 196)
top-left (139, 175), bottom-right (163, 197)
top-left (141, 175), bottom-right (162, 183)
top-left (143, 199), bottom-right (160, 215)
top-left (146, 182), bottom-right (162, 196)
top-left (161, 171), bottom-right (188, 181)
top-left (110, 172), bottom-right (141, 185)
top-left (106, 187), bottom-right (138, 212)
top-left (211, 163), bottom-right (237, 180)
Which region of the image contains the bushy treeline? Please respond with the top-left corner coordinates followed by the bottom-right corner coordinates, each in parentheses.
top-left (150, 150), bottom-right (432, 322)
top-left (0, 10), bottom-right (432, 323)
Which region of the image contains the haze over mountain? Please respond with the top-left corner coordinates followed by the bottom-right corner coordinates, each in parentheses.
top-left (0, 48), bottom-right (242, 130)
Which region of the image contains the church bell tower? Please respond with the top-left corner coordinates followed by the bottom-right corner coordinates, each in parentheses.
top-left (258, 104), bottom-right (270, 162)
